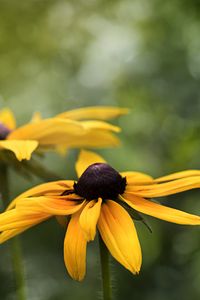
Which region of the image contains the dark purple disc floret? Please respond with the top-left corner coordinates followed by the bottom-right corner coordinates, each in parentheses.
top-left (0, 122), bottom-right (11, 140)
top-left (74, 163), bottom-right (126, 200)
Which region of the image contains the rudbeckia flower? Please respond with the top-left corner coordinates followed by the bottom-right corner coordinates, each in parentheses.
top-left (0, 106), bottom-right (128, 161)
top-left (0, 150), bottom-right (200, 280)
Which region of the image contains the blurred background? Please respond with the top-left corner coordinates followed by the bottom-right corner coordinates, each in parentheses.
top-left (0, 0), bottom-right (200, 299)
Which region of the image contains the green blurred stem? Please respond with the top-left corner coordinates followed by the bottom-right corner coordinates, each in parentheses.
top-left (0, 163), bottom-right (26, 300)
top-left (0, 152), bottom-right (61, 181)
top-left (11, 238), bottom-right (26, 300)
top-left (99, 234), bottom-right (112, 300)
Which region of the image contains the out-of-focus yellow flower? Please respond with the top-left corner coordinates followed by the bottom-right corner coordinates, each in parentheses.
top-left (1, 150), bottom-right (199, 281)
top-left (0, 107), bottom-right (128, 161)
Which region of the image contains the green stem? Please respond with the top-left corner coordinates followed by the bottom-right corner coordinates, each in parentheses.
top-left (98, 234), bottom-right (112, 300)
top-left (0, 152), bottom-right (61, 181)
top-left (0, 163), bottom-right (26, 300)
top-left (11, 238), bottom-right (26, 300)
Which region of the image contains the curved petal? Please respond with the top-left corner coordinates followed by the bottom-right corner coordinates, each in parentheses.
top-left (0, 215), bottom-right (67, 243)
top-left (64, 210), bottom-right (87, 281)
top-left (0, 108), bottom-right (16, 130)
top-left (98, 200), bottom-right (142, 274)
top-left (7, 180), bottom-right (74, 211)
top-left (0, 140), bottom-right (38, 161)
top-left (76, 149), bottom-right (106, 178)
top-left (0, 209), bottom-right (51, 231)
top-left (16, 196), bottom-right (85, 216)
top-left (81, 120), bottom-right (121, 132)
top-left (0, 227), bottom-right (30, 243)
top-left (60, 130), bottom-right (120, 148)
top-left (122, 194), bottom-right (200, 225)
top-left (8, 118), bottom-right (84, 145)
top-left (48, 131), bottom-right (120, 152)
top-left (79, 198), bottom-right (102, 241)
top-left (126, 176), bottom-right (200, 197)
top-left (155, 170), bottom-right (200, 183)
top-left (56, 106), bottom-right (129, 120)
top-left (121, 171), bottom-right (154, 185)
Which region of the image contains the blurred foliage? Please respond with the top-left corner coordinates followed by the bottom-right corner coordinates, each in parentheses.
top-left (0, 0), bottom-right (200, 299)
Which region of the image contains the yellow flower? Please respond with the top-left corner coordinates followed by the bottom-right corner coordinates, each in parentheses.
top-left (0, 106), bottom-right (128, 161)
top-left (0, 150), bottom-right (200, 281)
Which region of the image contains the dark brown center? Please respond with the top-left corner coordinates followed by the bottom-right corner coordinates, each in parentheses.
top-left (74, 163), bottom-right (126, 200)
top-left (0, 122), bottom-right (11, 140)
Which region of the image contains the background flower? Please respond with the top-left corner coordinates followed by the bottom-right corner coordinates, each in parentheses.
top-left (0, 106), bottom-right (127, 161)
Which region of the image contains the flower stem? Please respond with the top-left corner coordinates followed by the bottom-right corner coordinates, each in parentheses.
top-left (98, 234), bottom-right (112, 300)
top-left (0, 163), bottom-right (26, 300)
top-left (11, 238), bottom-right (26, 300)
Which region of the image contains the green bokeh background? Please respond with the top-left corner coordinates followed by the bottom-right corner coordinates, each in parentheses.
top-left (0, 0), bottom-right (200, 299)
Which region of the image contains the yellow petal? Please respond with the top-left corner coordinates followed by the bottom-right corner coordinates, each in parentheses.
top-left (81, 120), bottom-right (121, 133)
top-left (0, 140), bottom-right (38, 161)
top-left (7, 180), bottom-right (74, 211)
top-left (0, 226), bottom-right (31, 243)
top-left (58, 130), bottom-right (120, 150)
top-left (64, 210), bottom-right (87, 281)
top-left (0, 215), bottom-right (67, 244)
top-left (0, 209), bottom-right (51, 231)
top-left (126, 176), bottom-right (200, 197)
top-left (155, 170), bottom-right (200, 183)
top-left (42, 132), bottom-right (120, 151)
top-left (98, 200), bottom-right (142, 274)
top-left (8, 118), bottom-right (84, 145)
top-left (56, 106), bottom-right (129, 120)
top-left (76, 149), bottom-right (106, 177)
top-left (122, 194), bottom-right (200, 225)
top-left (121, 171), bottom-right (154, 185)
top-left (16, 196), bottom-right (85, 216)
top-left (0, 108), bottom-right (16, 130)
top-left (79, 198), bottom-right (102, 241)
